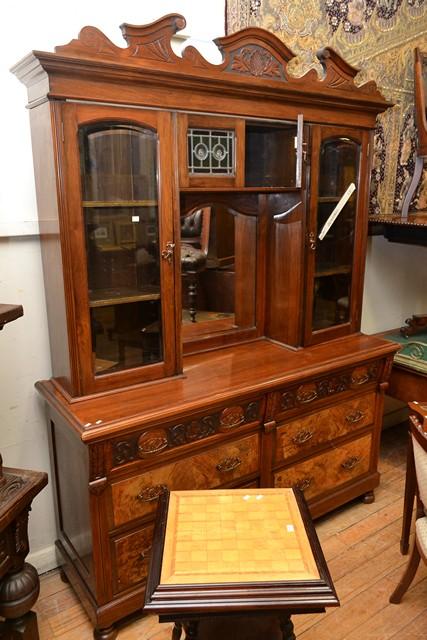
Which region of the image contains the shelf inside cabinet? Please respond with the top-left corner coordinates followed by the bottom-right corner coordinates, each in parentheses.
top-left (89, 286), bottom-right (160, 308)
top-left (317, 196), bottom-right (342, 203)
top-left (179, 187), bottom-right (301, 193)
top-left (83, 200), bottom-right (158, 208)
top-left (315, 265), bottom-right (352, 277)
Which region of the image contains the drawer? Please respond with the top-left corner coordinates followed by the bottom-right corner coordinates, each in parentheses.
top-left (274, 433), bottom-right (372, 502)
top-left (274, 392), bottom-right (375, 464)
top-left (273, 361), bottom-right (380, 420)
top-left (110, 398), bottom-right (262, 469)
top-left (112, 523), bottom-right (154, 594)
top-left (110, 432), bottom-right (260, 528)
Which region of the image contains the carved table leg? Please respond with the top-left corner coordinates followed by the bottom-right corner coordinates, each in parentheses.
top-left (279, 614), bottom-right (296, 640)
top-left (0, 563), bottom-right (40, 639)
top-left (187, 273), bottom-right (198, 323)
top-left (0, 610), bottom-right (39, 639)
top-left (362, 490), bottom-right (375, 504)
top-left (171, 621), bottom-right (183, 640)
top-left (94, 625), bottom-right (118, 640)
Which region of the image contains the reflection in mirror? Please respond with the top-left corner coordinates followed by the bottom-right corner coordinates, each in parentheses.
top-left (181, 205), bottom-right (256, 340)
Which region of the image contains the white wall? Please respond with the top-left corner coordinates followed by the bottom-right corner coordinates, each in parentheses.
top-left (362, 236), bottom-right (427, 334)
top-left (1, 0), bottom-right (425, 575)
top-left (0, 0), bottom-right (226, 573)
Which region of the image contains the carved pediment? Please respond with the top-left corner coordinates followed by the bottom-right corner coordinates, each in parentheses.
top-left (12, 13), bottom-right (388, 111)
top-left (216, 28), bottom-right (295, 81)
top-left (55, 13), bottom-right (186, 64)
top-left (316, 47), bottom-right (386, 99)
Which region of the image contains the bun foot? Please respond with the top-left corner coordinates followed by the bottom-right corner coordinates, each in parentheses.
top-left (59, 568), bottom-right (69, 584)
top-left (94, 625), bottom-right (118, 640)
top-left (362, 490), bottom-right (375, 504)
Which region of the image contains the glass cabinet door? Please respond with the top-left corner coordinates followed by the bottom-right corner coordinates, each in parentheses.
top-left (62, 104), bottom-right (176, 394)
top-left (304, 127), bottom-right (369, 345)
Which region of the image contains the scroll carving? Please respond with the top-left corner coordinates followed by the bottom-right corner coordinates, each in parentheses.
top-left (111, 400), bottom-right (261, 466)
top-left (40, 13), bottom-right (387, 105)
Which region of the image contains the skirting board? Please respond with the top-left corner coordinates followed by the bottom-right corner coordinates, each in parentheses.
top-left (28, 543), bottom-right (58, 575)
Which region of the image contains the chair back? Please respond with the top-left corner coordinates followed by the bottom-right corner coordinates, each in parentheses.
top-left (409, 402), bottom-right (427, 512)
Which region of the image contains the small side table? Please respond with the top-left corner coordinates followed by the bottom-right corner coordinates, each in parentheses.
top-left (0, 304), bottom-right (48, 638)
top-left (145, 488), bottom-right (339, 640)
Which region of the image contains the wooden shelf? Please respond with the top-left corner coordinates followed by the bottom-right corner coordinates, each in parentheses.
top-left (89, 286), bottom-right (160, 308)
top-left (315, 265), bottom-right (351, 277)
top-left (318, 196), bottom-right (341, 203)
top-left (83, 200), bottom-right (157, 208)
top-left (180, 186), bottom-right (300, 193)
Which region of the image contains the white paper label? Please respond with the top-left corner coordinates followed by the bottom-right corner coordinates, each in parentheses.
top-left (318, 182), bottom-right (356, 241)
top-left (132, 215), bottom-right (140, 223)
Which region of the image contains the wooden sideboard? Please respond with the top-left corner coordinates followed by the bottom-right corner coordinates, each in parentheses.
top-left (12, 14), bottom-right (398, 639)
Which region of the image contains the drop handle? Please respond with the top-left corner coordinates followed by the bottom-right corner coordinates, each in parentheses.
top-left (161, 241), bottom-right (175, 263)
top-left (216, 457), bottom-right (242, 473)
top-left (295, 477), bottom-right (313, 492)
top-left (292, 429), bottom-right (314, 445)
top-left (136, 484), bottom-right (167, 502)
top-left (345, 410), bottom-right (365, 424)
top-left (341, 456), bottom-right (361, 471)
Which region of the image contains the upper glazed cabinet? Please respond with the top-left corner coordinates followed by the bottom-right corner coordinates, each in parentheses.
top-left (12, 14), bottom-right (390, 398)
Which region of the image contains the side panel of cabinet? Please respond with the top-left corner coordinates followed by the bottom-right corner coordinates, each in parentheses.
top-left (304, 126), bottom-right (370, 346)
top-left (28, 101), bottom-right (73, 393)
top-left (59, 102), bottom-right (178, 395)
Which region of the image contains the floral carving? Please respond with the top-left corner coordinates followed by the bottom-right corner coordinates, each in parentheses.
top-left (230, 46), bottom-right (284, 78)
top-left (220, 406), bottom-right (245, 429)
top-left (0, 473), bottom-right (25, 501)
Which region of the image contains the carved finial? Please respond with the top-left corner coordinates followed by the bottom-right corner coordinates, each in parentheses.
top-left (120, 13), bottom-right (186, 62)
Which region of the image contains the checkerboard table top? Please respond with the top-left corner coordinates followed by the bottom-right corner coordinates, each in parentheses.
top-left (160, 488), bottom-right (320, 586)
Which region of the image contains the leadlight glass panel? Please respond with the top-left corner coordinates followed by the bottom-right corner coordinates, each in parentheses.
top-left (187, 128), bottom-right (235, 175)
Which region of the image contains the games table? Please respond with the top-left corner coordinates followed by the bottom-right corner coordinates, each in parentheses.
top-left (145, 488), bottom-right (339, 640)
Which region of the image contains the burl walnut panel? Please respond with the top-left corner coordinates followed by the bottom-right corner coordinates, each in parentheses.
top-left (112, 524), bottom-right (154, 594)
top-left (110, 433), bottom-right (260, 528)
top-left (274, 433), bottom-right (372, 501)
top-left (274, 392), bottom-right (375, 464)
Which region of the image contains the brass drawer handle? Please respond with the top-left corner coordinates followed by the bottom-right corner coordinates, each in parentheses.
top-left (295, 476), bottom-right (313, 492)
top-left (345, 410), bottom-right (365, 424)
top-left (341, 456), bottom-right (361, 471)
top-left (216, 457), bottom-right (242, 473)
top-left (292, 429), bottom-right (314, 445)
top-left (137, 548), bottom-right (151, 562)
top-left (136, 484), bottom-right (167, 502)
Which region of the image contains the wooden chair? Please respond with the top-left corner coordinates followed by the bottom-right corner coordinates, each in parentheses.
top-left (389, 401), bottom-right (427, 603)
top-left (181, 207), bottom-right (211, 323)
top-left (401, 48), bottom-right (427, 218)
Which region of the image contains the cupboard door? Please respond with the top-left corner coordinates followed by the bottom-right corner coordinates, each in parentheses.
top-left (61, 103), bottom-right (177, 394)
top-left (304, 126), bottom-right (370, 346)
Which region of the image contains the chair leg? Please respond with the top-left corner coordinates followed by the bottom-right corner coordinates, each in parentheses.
top-left (389, 541), bottom-right (421, 603)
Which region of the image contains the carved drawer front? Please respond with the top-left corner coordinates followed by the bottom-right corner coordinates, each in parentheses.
top-left (110, 433), bottom-right (259, 528)
top-left (112, 523), bottom-right (154, 594)
top-left (275, 361), bottom-right (380, 419)
top-left (111, 399), bottom-right (261, 468)
top-left (274, 392), bottom-right (375, 464)
top-left (274, 433), bottom-right (372, 502)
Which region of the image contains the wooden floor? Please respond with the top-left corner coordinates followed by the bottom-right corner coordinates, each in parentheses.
top-left (34, 423), bottom-right (427, 639)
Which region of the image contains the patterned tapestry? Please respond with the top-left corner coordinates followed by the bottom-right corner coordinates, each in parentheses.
top-left (226, 0), bottom-right (427, 216)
